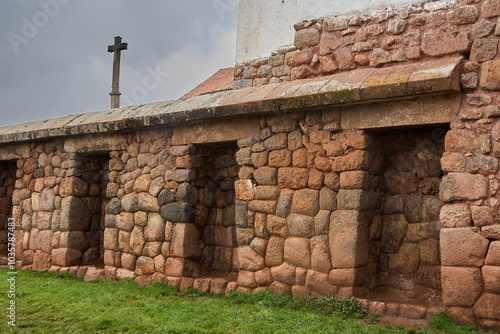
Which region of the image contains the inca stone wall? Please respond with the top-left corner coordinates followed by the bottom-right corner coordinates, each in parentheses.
top-left (0, 0), bottom-right (499, 330)
top-left (234, 0), bottom-right (500, 88)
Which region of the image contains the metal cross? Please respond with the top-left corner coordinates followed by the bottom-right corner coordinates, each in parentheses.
top-left (107, 36), bottom-right (127, 109)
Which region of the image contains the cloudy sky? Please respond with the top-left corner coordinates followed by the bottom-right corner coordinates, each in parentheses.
top-left (0, 0), bottom-right (239, 127)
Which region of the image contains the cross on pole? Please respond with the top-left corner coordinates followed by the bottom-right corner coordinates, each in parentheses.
top-left (107, 36), bottom-right (127, 109)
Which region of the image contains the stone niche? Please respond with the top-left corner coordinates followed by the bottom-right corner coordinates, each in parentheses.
top-left (191, 143), bottom-right (239, 276)
top-left (0, 161), bottom-right (16, 264)
top-left (374, 129), bottom-right (446, 302)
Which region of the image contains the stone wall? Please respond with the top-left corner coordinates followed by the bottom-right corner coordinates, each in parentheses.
top-left (234, 0), bottom-right (500, 89)
top-left (0, 162), bottom-right (15, 264)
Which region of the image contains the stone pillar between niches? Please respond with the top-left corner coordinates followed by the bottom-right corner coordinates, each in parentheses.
top-left (439, 128), bottom-right (497, 326)
top-left (51, 153), bottom-right (94, 268)
top-left (162, 144), bottom-right (202, 278)
top-left (327, 130), bottom-right (383, 298)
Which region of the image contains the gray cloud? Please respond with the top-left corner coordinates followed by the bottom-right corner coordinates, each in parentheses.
top-left (0, 0), bottom-right (238, 126)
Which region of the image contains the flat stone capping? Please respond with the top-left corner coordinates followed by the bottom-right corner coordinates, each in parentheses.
top-left (0, 57), bottom-right (462, 144)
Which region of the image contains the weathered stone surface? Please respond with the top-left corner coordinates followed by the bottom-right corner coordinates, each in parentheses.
top-left (446, 5), bottom-right (478, 25)
top-left (284, 237), bottom-right (311, 269)
top-left (319, 187), bottom-right (336, 211)
top-left (271, 262), bottom-right (296, 285)
top-left (176, 183), bottom-right (199, 204)
top-left (442, 266), bottom-right (482, 307)
top-left (340, 171), bottom-right (370, 190)
top-left (466, 155), bottom-right (498, 174)
top-left (170, 223), bottom-right (202, 260)
top-left (59, 177), bottom-right (88, 197)
top-left (267, 214), bottom-right (289, 238)
top-left (310, 236), bottom-right (331, 273)
top-left (238, 246), bottom-right (265, 271)
top-left (441, 228), bottom-right (489, 267)
top-left (130, 226), bottom-right (145, 256)
top-left (320, 31), bottom-right (342, 55)
top-left (51, 248), bottom-right (82, 266)
top-left (291, 189), bottom-right (319, 217)
top-left (253, 167), bottom-right (277, 185)
top-left (381, 214), bottom-right (408, 253)
top-left (482, 0), bottom-right (500, 18)
top-left (305, 270), bottom-right (336, 295)
top-left (121, 193), bottom-right (138, 212)
top-left (135, 256), bottom-right (155, 276)
top-left (60, 196), bottom-right (91, 231)
top-left (160, 202), bottom-right (195, 223)
top-left (278, 168), bottom-right (309, 189)
top-left (440, 173), bottom-right (489, 202)
top-left (285, 49), bottom-right (313, 67)
top-left (388, 242), bottom-right (420, 274)
top-left (328, 267), bottom-right (366, 286)
top-left (286, 214), bottom-right (314, 238)
top-left (474, 293), bottom-right (500, 320)
top-left (276, 189), bottom-right (294, 218)
top-left (470, 39), bottom-right (498, 62)
top-left (481, 225), bottom-right (500, 239)
top-left (370, 48), bottom-right (392, 66)
top-left (482, 266), bottom-right (500, 293)
top-left (255, 267), bottom-right (273, 286)
top-left (440, 203), bottom-right (472, 228)
top-left (387, 18), bottom-right (407, 35)
top-left (337, 189), bottom-right (374, 211)
top-left (471, 206), bottom-right (494, 227)
top-left (480, 59), bottom-right (500, 90)
top-left (329, 210), bottom-right (369, 268)
top-left (144, 213), bottom-right (165, 241)
top-left (486, 241), bottom-right (500, 265)
top-left (294, 28), bottom-right (320, 49)
top-left (116, 212), bottom-right (134, 231)
top-left (171, 169), bottom-right (196, 183)
top-left (235, 179), bottom-right (256, 201)
top-left (472, 19), bottom-right (495, 38)
top-left (421, 26), bottom-right (470, 56)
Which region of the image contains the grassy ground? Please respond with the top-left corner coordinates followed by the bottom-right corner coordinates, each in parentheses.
top-left (0, 268), bottom-right (488, 334)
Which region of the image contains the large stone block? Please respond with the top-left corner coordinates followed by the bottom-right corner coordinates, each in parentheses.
top-left (51, 248), bottom-right (82, 267)
top-left (440, 173), bottom-right (489, 202)
top-left (422, 25), bottom-right (470, 56)
top-left (145, 213), bottom-right (165, 242)
top-left (248, 200), bottom-right (277, 214)
top-left (271, 262), bottom-right (296, 285)
top-left (60, 197), bottom-right (92, 231)
top-left (480, 59), bottom-right (500, 90)
top-left (442, 266), bottom-right (482, 307)
top-left (60, 231), bottom-right (89, 252)
top-left (388, 242), bottom-right (420, 275)
top-left (291, 189), bottom-right (319, 217)
top-left (130, 226), bottom-right (145, 256)
top-left (440, 203), bottom-right (472, 228)
top-left (337, 189), bottom-right (374, 211)
top-left (265, 236), bottom-right (285, 267)
top-left (278, 168), bottom-right (309, 189)
top-left (135, 256), bottom-right (155, 276)
top-left (284, 237), bottom-right (311, 269)
top-left (286, 214), bottom-right (315, 238)
top-left (441, 228), bottom-right (489, 267)
top-left (276, 189), bottom-right (294, 218)
top-left (238, 246), bottom-right (265, 271)
top-left (329, 210), bottom-right (369, 268)
top-left (160, 202), bottom-right (195, 223)
top-left (310, 236), bottom-right (332, 273)
top-left (170, 223), bottom-right (202, 260)
top-left (59, 177), bottom-right (88, 197)
top-left (253, 167), bottom-right (277, 185)
top-left (235, 179), bottom-right (256, 201)
top-left (305, 270), bottom-right (336, 296)
top-left (381, 214), bottom-right (408, 253)
top-left (474, 293), bottom-right (500, 320)
top-left (482, 266), bottom-right (500, 294)
top-left (486, 241), bottom-right (500, 265)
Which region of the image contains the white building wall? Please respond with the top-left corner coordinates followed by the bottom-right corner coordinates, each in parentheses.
top-left (236, 0), bottom-right (431, 63)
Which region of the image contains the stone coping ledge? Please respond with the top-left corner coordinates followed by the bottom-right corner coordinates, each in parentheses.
top-left (0, 57), bottom-right (462, 144)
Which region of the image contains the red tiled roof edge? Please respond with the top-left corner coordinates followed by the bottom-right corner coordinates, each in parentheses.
top-left (179, 67), bottom-right (234, 100)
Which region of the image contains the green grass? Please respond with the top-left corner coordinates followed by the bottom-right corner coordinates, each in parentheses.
top-left (0, 268), bottom-right (489, 333)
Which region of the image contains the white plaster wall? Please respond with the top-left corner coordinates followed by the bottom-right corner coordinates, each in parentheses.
top-left (236, 0), bottom-right (430, 63)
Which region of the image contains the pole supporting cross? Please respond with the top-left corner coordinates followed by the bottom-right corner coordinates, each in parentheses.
top-left (108, 36), bottom-right (127, 109)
